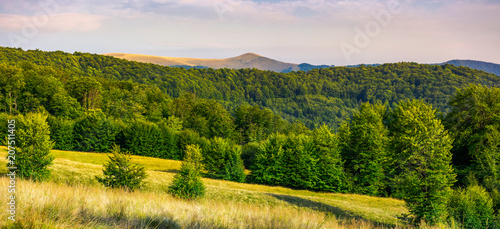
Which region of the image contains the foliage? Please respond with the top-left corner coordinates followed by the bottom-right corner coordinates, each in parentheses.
top-left (118, 118), bottom-right (181, 159)
top-left (251, 131), bottom-right (349, 192)
top-left (448, 185), bottom-right (496, 228)
top-left (96, 144), bottom-right (147, 191)
top-left (203, 137), bottom-right (246, 182)
top-left (47, 115), bottom-right (75, 150)
top-left (1, 47), bottom-right (499, 128)
top-left (14, 112), bottom-right (55, 181)
top-left (234, 105), bottom-right (285, 143)
top-left (444, 85), bottom-right (500, 187)
top-left (168, 144), bottom-right (206, 199)
top-left (387, 100), bottom-right (456, 225)
top-left (311, 125), bottom-right (351, 192)
top-left (223, 147), bottom-right (246, 183)
top-left (73, 109), bottom-right (117, 152)
top-left (340, 103), bottom-right (389, 196)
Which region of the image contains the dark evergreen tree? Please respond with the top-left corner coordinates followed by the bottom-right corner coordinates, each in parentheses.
top-left (96, 144), bottom-right (147, 191)
top-left (168, 144), bottom-right (206, 199)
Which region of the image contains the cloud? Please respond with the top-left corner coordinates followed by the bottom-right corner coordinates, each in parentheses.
top-left (0, 13), bottom-right (107, 32)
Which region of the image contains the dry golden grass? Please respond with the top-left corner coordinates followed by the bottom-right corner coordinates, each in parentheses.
top-left (0, 146), bottom-right (441, 228)
top-left (0, 178), bottom-right (415, 229)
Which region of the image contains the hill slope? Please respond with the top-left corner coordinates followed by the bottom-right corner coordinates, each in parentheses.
top-left (443, 59), bottom-right (500, 76)
top-left (105, 52), bottom-right (301, 72)
top-left (0, 146), bottom-right (409, 228)
top-left (1, 47), bottom-right (500, 127)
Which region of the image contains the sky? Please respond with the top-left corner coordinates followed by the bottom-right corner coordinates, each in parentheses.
top-left (0, 0), bottom-right (499, 66)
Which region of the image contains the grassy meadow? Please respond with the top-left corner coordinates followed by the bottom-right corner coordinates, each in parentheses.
top-left (0, 146), bottom-right (426, 228)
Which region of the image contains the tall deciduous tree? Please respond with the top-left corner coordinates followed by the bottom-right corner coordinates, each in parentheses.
top-left (387, 100), bottom-right (455, 225)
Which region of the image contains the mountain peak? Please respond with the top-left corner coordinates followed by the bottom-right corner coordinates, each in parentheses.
top-left (236, 52), bottom-right (265, 58)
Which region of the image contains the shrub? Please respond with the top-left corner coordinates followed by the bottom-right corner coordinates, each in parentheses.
top-left (168, 144), bottom-right (205, 199)
top-left (96, 144), bottom-right (147, 191)
top-left (15, 112), bottom-right (55, 181)
top-left (448, 185), bottom-right (496, 228)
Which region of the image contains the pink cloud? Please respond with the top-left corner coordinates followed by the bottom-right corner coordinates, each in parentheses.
top-left (0, 13), bottom-right (107, 32)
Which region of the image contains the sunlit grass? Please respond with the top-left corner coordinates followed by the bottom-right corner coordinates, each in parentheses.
top-left (0, 146), bottom-right (417, 228)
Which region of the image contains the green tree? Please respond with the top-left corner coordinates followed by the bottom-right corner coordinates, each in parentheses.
top-left (47, 115), bottom-right (75, 150)
top-left (342, 103), bottom-right (388, 196)
top-left (311, 125), bottom-right (350, 192)
top-left (448, 185), bottom-right (496, 228)
top-left (0, 64), bottom-right (24, 114)
top-left (203, 137), bottom-right (246, 182)
top-left (444, 85), bottom-right (500, 188)
top-left (14, 112), bottom-right (54, 181)
top-left (223, 148), bottom-right (246, 183)
top-left (234, 105), bottom-right (284, 143)
top-left (387, 100), bottom-right (455, 225)
top-left (168, 144), bottom-right (206, 199)
top-left (65, 76), bottom-right (102, 110)
top-left (251, 134), bottom-right (287, 186)
top-left (73, 109), bottom-right (117, 152)
top-left (96, 144), bottom-right (147, 191)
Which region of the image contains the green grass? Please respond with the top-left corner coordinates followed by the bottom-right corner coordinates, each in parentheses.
top-left (0, 146), bottom-right (415, 228)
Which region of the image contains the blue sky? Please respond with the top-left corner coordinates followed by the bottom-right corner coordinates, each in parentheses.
top-left (0, 0), bottom-right (499, 65)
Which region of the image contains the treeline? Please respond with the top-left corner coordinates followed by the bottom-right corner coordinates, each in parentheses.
top-left (1, 46), bottom-right (499, 127)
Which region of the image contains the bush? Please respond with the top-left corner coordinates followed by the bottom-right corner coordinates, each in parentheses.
top-left (96, 145), bottom-right (147, 191)
top-left (15, 112), bottom-right (55, 181)
top-left (168, 144), bottom-right (205, 199)
top-left (448, 185), bottom-right (496, 228)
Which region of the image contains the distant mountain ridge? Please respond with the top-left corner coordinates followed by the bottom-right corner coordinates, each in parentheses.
top-left (105, 52), bottom-right (302, 72)
top-left (105, 52), bottom-right (335, 72)
top-left (442, 59), bottom-right (500, 76)
top-left (105, 52), bottom-right (499, 76)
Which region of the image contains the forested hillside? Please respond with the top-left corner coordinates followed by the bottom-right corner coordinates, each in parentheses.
top-left (1, 47), bottom-right (499, 128)
top-left (444, 59), bottom-right (500, 76)
top-left (2, 47), bottom-right (500, 226)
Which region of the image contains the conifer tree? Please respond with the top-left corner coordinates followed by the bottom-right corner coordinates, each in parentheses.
top-left (168, 144), bottom-right (206, 199)
top-left (96, 144), bottom-right (147, 191)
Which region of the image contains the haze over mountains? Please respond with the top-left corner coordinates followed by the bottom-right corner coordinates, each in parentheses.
top-left (105, 53), bottom-right (500, 76)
